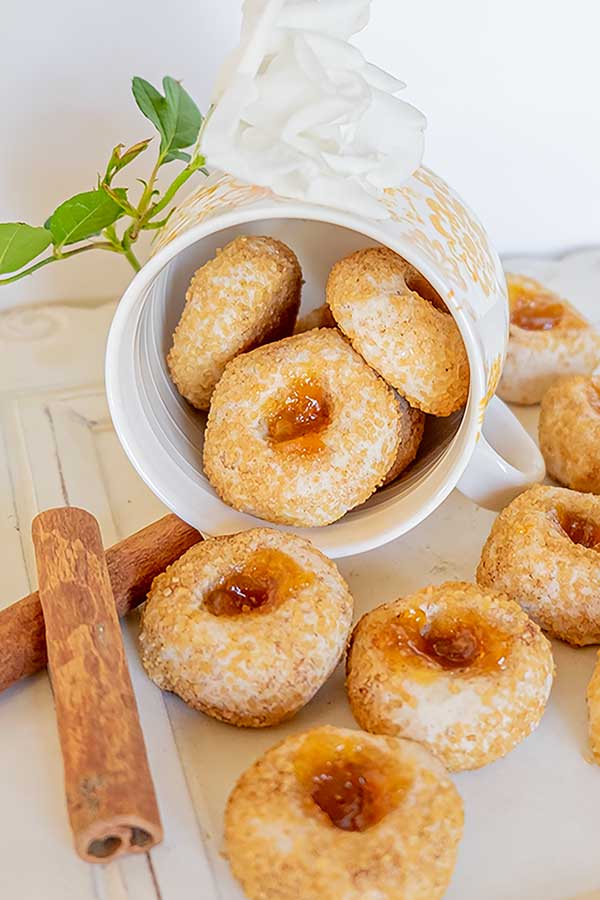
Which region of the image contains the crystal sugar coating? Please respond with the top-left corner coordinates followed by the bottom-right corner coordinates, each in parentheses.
top-left (168, 235), bottom-right (302, 410)
top-left (140, 528), bottom-right (353, 727)
top-left (326, 247), bottom-right (469, 417)
top-left (347, 581), bottom-right (553, 771)
top-left (539, 375), bottom-right (600, 494)
top-left (498, 274), bottom-right (600, 405)
top-left (478, 485), bottom-right (600, 645)
top-left (203, 329), bottom-right (401, 526)
top-left (225, 726), bottom-right (463, 900)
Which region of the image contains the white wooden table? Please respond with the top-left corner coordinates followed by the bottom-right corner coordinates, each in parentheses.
top-left (1, 250), bottom-right (599, 900)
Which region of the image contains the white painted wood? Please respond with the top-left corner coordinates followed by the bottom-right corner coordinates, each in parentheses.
top-left (1, 248), bottom-right (599, 899)
top-left (0, 306), bottom-right (216, 899)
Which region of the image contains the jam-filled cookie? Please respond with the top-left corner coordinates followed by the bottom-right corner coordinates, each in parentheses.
top-left (498, 274), bottom-right (600, 405)
top-left (139, 529), bottom-right (353, 726)
top-left (326, 247), bottom-right (469, 416)
top-left (203, 329), bottom-right (401, 527)
top-left (477, 485), bottom-right (600, 645)
top-left (168, 235), bottom-right (302, 410)
top-left (346, 582), bottom-right (553, 771)
top-left (224, 725), bottom-right (463, 900)
top-left (539, 375), bottom-right (600, 493)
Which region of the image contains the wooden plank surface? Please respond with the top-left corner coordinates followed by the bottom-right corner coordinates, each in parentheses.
top-left (0, 302), bottom-right (216, 900)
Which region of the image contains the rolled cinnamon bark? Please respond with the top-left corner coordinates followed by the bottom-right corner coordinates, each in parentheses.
top-left (0, 514), bottom-right (201, 694)
top-left (32, 507), bottom-right (163, 862)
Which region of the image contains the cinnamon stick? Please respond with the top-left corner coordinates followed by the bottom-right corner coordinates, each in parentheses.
top-left (0, 513), bottom-right (200, 694)
top-left (32, 507), bottom-right (163, 862)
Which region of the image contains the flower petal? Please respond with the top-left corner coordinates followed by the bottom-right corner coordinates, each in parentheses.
top-left (202, 0), bottom-right (425, 219)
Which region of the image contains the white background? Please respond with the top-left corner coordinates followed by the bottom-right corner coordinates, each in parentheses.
top-left (1, 0), bottom-right (599, 310)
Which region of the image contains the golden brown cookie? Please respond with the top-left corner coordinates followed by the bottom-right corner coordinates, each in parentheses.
top-left (326, 247), bottom-right (469, 416)
top-left (498, 274), bottom-right (600, 405)
top-left (168, 235), bottom-right (302, 409)
top-left (346, 582), bottom-right (553, 771)
top-left (139, 529), bottom-right (353, 726)
top-left (477, 485), bottom-right (600, 645)
top-left (539, 375), bottom-right (600, 492)
top-left (587, 651), bottom-right (600, 765)
top-left (383, 394), bottom-right (425, 485)
top-left (224, 725), bottom-right (463, 900)
top-left (203, 329), bottom-right (401, 527)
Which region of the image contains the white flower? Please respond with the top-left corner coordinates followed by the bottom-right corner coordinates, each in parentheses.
top-left (201, 0), bottom-right (426, 219)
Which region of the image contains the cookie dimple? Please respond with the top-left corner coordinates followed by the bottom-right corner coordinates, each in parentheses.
top-left (498, 274), bottom-right (600, 405)
top-left (477, 485), bottom-right (600, 645)
top-left (224, 725), bottom-right (463, 900)
top-left (139, 528), bottom-right (353, 727)
top-left (346, 581), bottom-right (553, 771)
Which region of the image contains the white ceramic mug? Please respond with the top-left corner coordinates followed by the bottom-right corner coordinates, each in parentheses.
top-left (106, 168), bottom-right (545, 558)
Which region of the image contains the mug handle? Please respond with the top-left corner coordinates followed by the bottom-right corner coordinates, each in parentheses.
top-left (457, 395), bottom-right (546, 511)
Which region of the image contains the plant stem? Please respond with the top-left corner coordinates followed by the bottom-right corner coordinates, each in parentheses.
top-left (136, 154), bottom-right (163, 222)
top-left (0, 242), bottom-right (118, 286)
top-left (145, 155), bottom-right (205, 223)
top-left (121, 228), bottom-right (141, 272)
top-left (141, 214), bottom-right (174, 230)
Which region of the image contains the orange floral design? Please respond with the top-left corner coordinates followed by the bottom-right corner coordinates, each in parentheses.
top-left (153, 175), bottom-right (273, 253)
top-left (385, 170), bottom-right (503, 303)
top-left (478, 353), bottom-right (503, 424)
top-left (415, 169), bottom-right (502, 299)
top-left (383, 184), bottom-right (423, 225)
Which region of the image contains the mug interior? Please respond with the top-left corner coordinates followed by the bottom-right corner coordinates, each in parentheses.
top-left (113, 216), bottom-right (474, 557)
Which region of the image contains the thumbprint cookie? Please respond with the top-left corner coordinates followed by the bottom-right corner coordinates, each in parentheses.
top-left (139, 529), bottom-right (353, 727)
top-left (224, 725), bottom-right (463, 900)
top-left (346, 582), bottom-right (553, 771)
top-left (477, 485), bottom-right (600, 645)
top-left (203, 329), bottom-right (401, 527)
top-left (498, 274), bottom-right (600, 405)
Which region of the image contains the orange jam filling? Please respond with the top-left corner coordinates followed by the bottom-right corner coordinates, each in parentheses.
top-left (509, 279), bottom-right (564, 331)
top-left (267, 377), bottom-right (331, 454)
top-left (294, 732), bottom-right (410, 832)
top-left (204, 548), bottom-right (314, 616)
top-left (558, 510), bottom-right (600, 551)
top-left (375, 605), bottom-right (510, 678)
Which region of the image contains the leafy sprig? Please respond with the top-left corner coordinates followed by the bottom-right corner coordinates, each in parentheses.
top-left (0, 76), bottom-right (206, 285)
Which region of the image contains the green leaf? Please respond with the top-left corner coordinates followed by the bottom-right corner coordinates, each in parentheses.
top-left (163, 149), bottom-right (191, 164)
top-left (104, 139), bottom-right (151, 184)
top-left (47, 189), bottom-right (127, 248)
top-left (162, 76), bottom-right (202, 154)
top-left (131, 75), bottom-right (202, 164)
top-left (0, 223), bottom-right (52, 275)
top-left (132, 77), bottom-right (167, 137)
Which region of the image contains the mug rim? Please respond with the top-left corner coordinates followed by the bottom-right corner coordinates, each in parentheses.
top-left (106, 201), bottom-right (487, 557)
